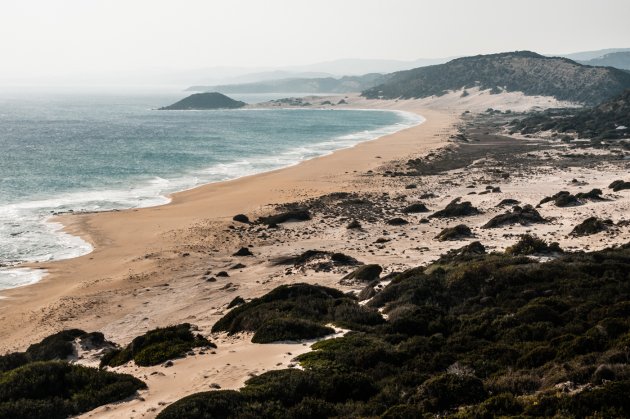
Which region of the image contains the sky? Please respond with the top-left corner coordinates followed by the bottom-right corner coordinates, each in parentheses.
top-left (1, 0), bottom-right (629, 85)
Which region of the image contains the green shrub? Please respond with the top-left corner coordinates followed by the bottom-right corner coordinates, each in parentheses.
top-left (102, 323), bottom-right (214, 367)
top-left (212, 283), bottom-right (383, 337)
top-left (252, 318), bottom-right (334, 343)
top-left (0, 361), bottom-right (145, 419)
top-left (414, 372), bottom-right (487, 412)
top-left (161, 243), bottom-right (630, 417)
top-left (156, 390), bottom-right (245, 419)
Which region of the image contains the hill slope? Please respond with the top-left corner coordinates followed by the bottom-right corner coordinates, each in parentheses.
top-left (159, 92), bottom-right (246, 110)
top-left (187, 74), bottom-right (388, 94)
top-left (512, 89), bottom-right (630, 140)
top-left (362, 51), bottom-right (630, 104)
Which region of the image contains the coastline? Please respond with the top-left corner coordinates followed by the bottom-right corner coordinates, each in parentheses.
top-left (0, 106), bottom-right (420, 291)
top-left (2, 91), bottom-right (628, 418)
top-left (0, 99), bottom-right (454, 352)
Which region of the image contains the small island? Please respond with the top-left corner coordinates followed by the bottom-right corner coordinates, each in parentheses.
top-left (159, 92), bottom-right (246, 110)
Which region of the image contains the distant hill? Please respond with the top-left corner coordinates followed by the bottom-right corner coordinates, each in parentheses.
top-left (578, 51), bottom-right (630, 70)
top-left (559, 48), bottom-right (630, 62)
top-left (362, 51), bottom-right (630, 104)
top-left (159, 92), bottom-right (246, 110)
top-left (512, 89), bottom-right (630, 140)
top-left (188, 74), bottom-right (389, 94)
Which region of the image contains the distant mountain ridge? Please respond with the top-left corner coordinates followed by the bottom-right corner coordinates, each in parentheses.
top-left (578, 51), bottom-right (630, 70)
top-left (362, 51), bottom-right (630, 104)
top-left (558, 48), bottom-right (630, 62)
top-left (188, 73), bottom-right (389, 94)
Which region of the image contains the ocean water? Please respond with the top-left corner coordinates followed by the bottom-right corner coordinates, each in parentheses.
top-left (0, 90), bottom-right (422, 290)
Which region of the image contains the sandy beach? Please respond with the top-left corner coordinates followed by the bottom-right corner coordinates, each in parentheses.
top-left (0, 96), bottom-right (464, 352)
top-left (1, 90), bottom-right (628, 418)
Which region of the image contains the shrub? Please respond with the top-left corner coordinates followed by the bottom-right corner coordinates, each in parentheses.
top-left (102, 323), bottom-right (214, 367)
top-left (212, 283), bottom-right (383, 336)
top-left (414, 372), bottom-right (487, 412)
top-left (505, 234), bottom-right (562, 255)
top-left (252, 318), bottom-right (334, 343)
top-left (156, 390), bottom-right (245, 419)
top-left (0, 361), bottom-right (145, 419)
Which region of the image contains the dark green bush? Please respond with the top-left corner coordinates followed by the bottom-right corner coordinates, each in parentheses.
top-left (0, 361), bottom-right (145, 419)
top-left (414, 372), bottom-right (487, 412)
top-left (102, 323), bottom-right (214, 367)
top-left (212, 283), bottom-right (383, 337)
top-left (156, 390), bottom-right (245, 419)
top-left (159, 243), bottom-right (630, 417)
top-left (252, 318), bottom-right (334, 343)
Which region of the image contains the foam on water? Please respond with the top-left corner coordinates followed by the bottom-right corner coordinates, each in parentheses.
top-left (0, 96), bottom-right (422, 290)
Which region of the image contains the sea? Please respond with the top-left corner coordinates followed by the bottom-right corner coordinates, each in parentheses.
top-left (0, 87), bottom-right (422, 290)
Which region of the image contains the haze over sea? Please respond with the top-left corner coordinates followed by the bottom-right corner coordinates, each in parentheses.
top-left (0, 89), bottom-right (421, 289)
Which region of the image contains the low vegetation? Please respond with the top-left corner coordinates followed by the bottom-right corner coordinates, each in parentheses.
top-left (0, 330), bottom-right (145, 418)
top-left (0, 329), bottom-right (98, 372)
top-left (511, 89), bottom-right (630, 140)
top-left (211, 283), bottom-right (384, 341)
top-left (101, 323), bottom-right (214, 367)
top-left (0, 361), bottom-right (146, 419)
top-left (160, 243), bottom-right (630, 418)
top-left (505, 234), bottom-right (562, 255)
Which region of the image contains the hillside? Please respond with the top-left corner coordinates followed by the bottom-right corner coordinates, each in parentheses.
top-left (187, 73), bottom-right (388, 94)
top-left (159, 92), bottom-right (246, 110)
top-left (362, 51), bottom-right (630, 104)
top-left (579, 51), bottom-right (630, 70)
top-left (512, 89), bottom-right (630, 140)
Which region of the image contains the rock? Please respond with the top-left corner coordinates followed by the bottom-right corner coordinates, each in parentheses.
top-left (429, 198), bottom-right (480, 218)
top-left (482, 205), bottom-right (545, 228)
top-left (405, 184), bottom-right (417, 189)
top-left (347, 219), bottom-right (362, 229)
top-left (402, 203), bottom-right (429, 214)
top-left (387, 217), bottom-right (409, 226)
top-left (341, 264), bottom-right (383, 283)
top-left (570, 217), bottom-right (612, 236)
top-left (163, 360), bottom-right (173, 368)
top-left (496, 198), bottom-right (520, 207)
top-left (231, 263), bottom-right (246, 269)
top-left (258, 209), bottom-right (311, 225)
top-left (435, 241), bottom-right (486, 263)
top-left (233, 247), bottom-right (253, 256)
top-left (539, 191), bottom-right (580, 207)
top-left (232, 214), bottom-right (250, 223)
top-left (330, 252), bottom-right (360, 265)
top-left (435, 224), bottom-right (473, 241)
top-left (609, 180), bottom-right (630, 191)
top-left (216, 271), bottom-right (229, 277)
top-left (576, 188), bottom-right (602, 199)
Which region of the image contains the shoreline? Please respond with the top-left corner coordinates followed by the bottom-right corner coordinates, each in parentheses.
top-left (0, 98), bottom-right (455, 352)
top-left (2, 91), bottom-right (628, 418)
top-left (0, 106), bottom-right (422, 291)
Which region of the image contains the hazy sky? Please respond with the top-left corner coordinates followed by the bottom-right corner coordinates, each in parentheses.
top-left (1, 0), bottom-right (629, 84)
